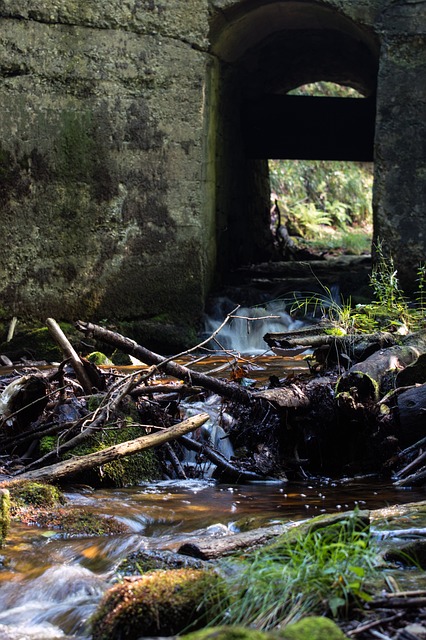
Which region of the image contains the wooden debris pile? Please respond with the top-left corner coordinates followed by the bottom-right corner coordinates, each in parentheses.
top-left (0, 315), bottom-right (425, 487)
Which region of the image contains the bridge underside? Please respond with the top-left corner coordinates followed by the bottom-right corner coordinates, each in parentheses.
top-left (243, 95), bottom-right (375, 161)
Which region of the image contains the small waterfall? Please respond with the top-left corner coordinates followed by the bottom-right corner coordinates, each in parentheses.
top-left (180, 395), bottom-right (235, 477)
top-left (203, 297), bottom-right (304, 354)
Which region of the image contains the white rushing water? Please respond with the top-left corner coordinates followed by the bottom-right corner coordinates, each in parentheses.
top-left (203, 298), bottom-right (304, 354)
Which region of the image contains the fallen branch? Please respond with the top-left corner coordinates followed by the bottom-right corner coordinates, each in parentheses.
top-left (75, 321), bottom-right (255, 405)
top-left (7, 413), bottom-right (210, 484)
top-left (46, 318), bottom-right (93, 395)
top-left (179, 434), bottom-right (272, 483)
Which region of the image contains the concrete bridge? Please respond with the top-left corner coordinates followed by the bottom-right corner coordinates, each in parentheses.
top-left (0, 1), bottom-right (425, 347)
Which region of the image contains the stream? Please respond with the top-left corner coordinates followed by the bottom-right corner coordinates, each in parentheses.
top-left (0, 305), bottom-right (425, 640)
top-left (1, 478), bottom-right (426, 640)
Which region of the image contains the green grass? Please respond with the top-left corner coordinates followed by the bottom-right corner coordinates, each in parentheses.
top-left (212, 514), bottom-right (378, 631)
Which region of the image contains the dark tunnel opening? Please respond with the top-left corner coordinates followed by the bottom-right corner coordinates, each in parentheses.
top-left (210, 1), bottom-right (379, 278)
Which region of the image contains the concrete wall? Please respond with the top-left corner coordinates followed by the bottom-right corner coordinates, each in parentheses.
top-left (0, 1), bottom-right (217, 343)
top-left (0, 0), bottom-right (425, 347)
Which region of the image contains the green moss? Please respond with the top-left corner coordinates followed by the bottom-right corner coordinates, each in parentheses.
top-left (86, 351), bottom-right (113, 365)
top-left (91, 568), bottom-right (228, 640)
top-left (57, 110), bottom-right (94, 181)
top-left (0, 489), bottom-right (10, 547)
top-left (279, 617), bottom-right (349, 640)
top-left (7, 480), bottom-right (64, 510)
top-left (182, 627), bottom-right (271, 640)
top-left (31, 507), bottom-right (128, 537)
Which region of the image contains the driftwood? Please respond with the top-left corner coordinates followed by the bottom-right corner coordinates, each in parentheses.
top-left (264, 327), bottom-right (395, 364)
top-left (46, 318), bottom-right (94, 395)
top-left (0, 374), bottom-right (48, 434)
top-left (177, 522), bottom-right (288, 560)
top-left (76, 321), bottom-right (255, 406)
top-left (10, 413), bottom-right (209, 484)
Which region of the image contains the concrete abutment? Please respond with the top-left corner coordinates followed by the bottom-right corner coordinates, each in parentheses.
top-left (0, 1), bottom-right (424, 349)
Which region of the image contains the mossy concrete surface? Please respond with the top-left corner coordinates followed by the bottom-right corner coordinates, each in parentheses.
top-left (0, 1), bottom-right (215, 338)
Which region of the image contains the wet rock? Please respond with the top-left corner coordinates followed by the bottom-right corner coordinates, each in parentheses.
top-left (115, 548), bottom-right (206, 577)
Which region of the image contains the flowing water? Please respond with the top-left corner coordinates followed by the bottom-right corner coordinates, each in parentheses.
top-left (1, 479), bottom-right (426, 639)
top-left (0, 305), bottom-right (425, 638)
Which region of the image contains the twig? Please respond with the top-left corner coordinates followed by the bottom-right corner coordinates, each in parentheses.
top-left (347, 612), bottom-right (404, 636)
top-left (395, 449), bottom-right (426, 478)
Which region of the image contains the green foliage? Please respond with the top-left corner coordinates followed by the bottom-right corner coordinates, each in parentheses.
top-left (269, 82), bottom-right (373, 253)
top-left (352, 241), bottom-right (426, 334)
top-left (269, 159), bottom-right (373, 233)
top-left (212, 513), bottom-right (377, 631)
top-left (289, 242), bottom-right (426, 335)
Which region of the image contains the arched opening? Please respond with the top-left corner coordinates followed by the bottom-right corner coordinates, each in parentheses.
top-left (209, 1), bottom-right (379, 280)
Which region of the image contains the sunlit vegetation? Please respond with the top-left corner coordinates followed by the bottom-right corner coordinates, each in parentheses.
top-left (269, 82), bottom-right (373, 256)
top-left (290, 242), bottom-right (426, 335)
top-left (210, 513), bottom-right (378, 631)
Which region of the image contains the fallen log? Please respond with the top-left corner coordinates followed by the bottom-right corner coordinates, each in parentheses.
top-left (336, 330), bottom-right (426, 401)
top-left (264, 328), bottom-right (395, 364)
top-left (177, 523), bottom-right (289, 560)
top-left (9, 413), bottom-right (209, 484)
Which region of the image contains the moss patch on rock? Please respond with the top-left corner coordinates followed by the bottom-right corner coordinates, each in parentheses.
top-left (6, 479), bottom-right (64, 511)
top-left (21, 506), bottom-right (129, 537)
top-left (181, 618), bottom-right (349, 640)
top-left (91, 568), bottom-right (228, 639)
top-left (0, 489), bottom-right (10, 547)
top-left (182, 627), bottom-right (272, 640)
top-left (116, 549), bottom-right (206, 577)
top-left (279, 616), bottom-right (349, 640)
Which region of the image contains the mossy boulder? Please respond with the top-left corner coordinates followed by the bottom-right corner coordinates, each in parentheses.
top-left (279, 617), bottom-right (349, 640)
top-left (91, 568), bottom-right (228, 640)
